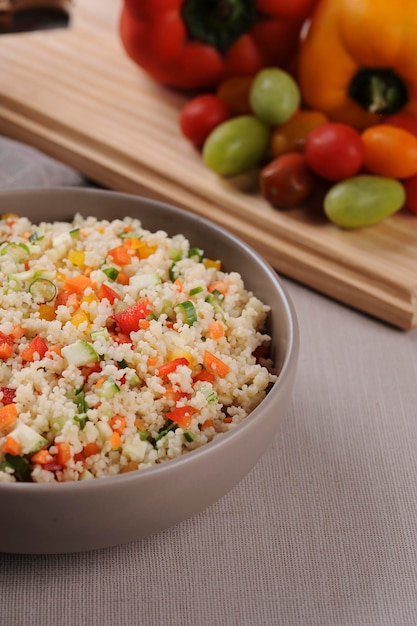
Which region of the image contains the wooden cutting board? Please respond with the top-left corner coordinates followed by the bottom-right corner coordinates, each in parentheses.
top-left (0, 0), bottom-right (416, 329)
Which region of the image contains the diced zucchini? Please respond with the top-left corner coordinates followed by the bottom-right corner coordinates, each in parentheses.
top-left (8, 422), bottom-right (47, 454)
top-left (62, 340), bottom-right (100, 367)
top-left (90, 328), bottom-right (110, 342)
top-left (130, 272), bottom-right (161, 292)
top-left (96, 378), bottom-right (120, 400)
top-left (122, 435), bottom-right (149, 462)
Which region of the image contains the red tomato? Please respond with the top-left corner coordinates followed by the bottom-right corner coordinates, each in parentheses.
top-left (179, 94), bottom-right (231, 148)
top-left (384, 113), bottom-right (417, 138)
top-left (305, 123), bottom-right (365, 181)
top-left (403, 175), bottom-right (417, 214)
top-left (271, 109), bottom-right (328, 157)
top-left (260, 153), bottom-right (317, 208)
top-left (216, 75), bottom-right (254, 115)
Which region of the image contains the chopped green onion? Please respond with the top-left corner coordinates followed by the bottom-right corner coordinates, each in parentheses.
top-left (168, 248), bottom-right (183, 262)
top-left (74, 415), bottom-right (88, 430)
top-left (117, 359), bottom-right (128, 369)
top-left (28, 278), bottom-right (57, 303)
top-left (200, 384), bottom-right (218, 404)
top-left (189, 286), bottom-right (203, 296)
top-left (29, 231), bottom-right (44, 243)
top-left (169, 262), bottom-right (180, 282)
top-left (70, 228), bottom-right (81, 240)
top-left (102, 266), bottom-right (119, 281)
top-left (184, 431), bottom-right (194, 442)
top-left (2, 454), bottom-right (32, 482)
top-left (138, 430), bottom-right (149, 441)
top-left (176, 300), bottom-right (197, 325)
top-left (0, 242), bottom-right (30, 262)
top-left (155, 420), bottom-right (177, 442)
top-left (188, 247), bottom-right (203, 262)
top-left (205, 291), bottom-right (225, 319)
top-left (118, 230), bottom-right (142, 240)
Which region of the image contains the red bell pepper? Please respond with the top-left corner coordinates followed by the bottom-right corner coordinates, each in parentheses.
top-left (110, 297), bottom-right (152, 334)
top-left (119, 0), bottom-right (318, 90)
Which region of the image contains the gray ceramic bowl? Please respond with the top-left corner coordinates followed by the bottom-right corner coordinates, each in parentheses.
top-left (0, 188), bottom-right (299, 554)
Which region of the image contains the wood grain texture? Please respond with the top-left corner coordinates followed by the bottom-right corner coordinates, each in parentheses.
top-left (0, 0), bottom-right (416, 329)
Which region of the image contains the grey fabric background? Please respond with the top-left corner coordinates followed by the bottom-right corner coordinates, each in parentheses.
top-left (1, 136), bottom-right (416, 626)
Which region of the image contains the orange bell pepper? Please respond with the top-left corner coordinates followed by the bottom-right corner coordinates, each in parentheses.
top-left (298, 0), bottom-right (417, 130)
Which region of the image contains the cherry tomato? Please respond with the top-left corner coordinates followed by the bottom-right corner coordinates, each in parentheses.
top-left (216, 75), bottom-right (254, 115)
top-left (271, 110), bottom-right (328, 157)
top-left (361, 125), bottom-right (417, 179)
top-left (384, 113), bottom-right (417, 138)
top-left (179, 94), bottom-right (231, 148)
top-left (260, 153), bottom-right (317, 208)
top-left (305, 123), bottom-right (365, 182)
top-left (403, 175), bottom-right (417, 214)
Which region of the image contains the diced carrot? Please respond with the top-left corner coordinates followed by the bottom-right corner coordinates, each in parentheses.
top-left (63, 275), bottom-right (95, 295)
top-left (109, 414), bottom-right (126, 434)
top-left (0, 343), bottom-right (13, 359)
top-left (0, 403), bottom-right (18, 432)
top-left (109, 431), bottom-right (121, 450)
top-left (83, 266), bottom-right (93, 277)
top-left (139, 319), bottom-right (150, 330)
top-left (107, 245), bottom-right (132, 266)
top-left (166, 405), bottom-right (197, 429)
top-left (21, 335), bottom-right (48, 362)
top-left (147, 357), bottom-right (159, 368)
top-left (203, 351), bottom-right (230, 377)
top-left (83, 442), bottom-right (100, 457)
top-left (173, 278), bottom-right (183, 292)
top-left (116, 271), bottom-right (129, 285)
top-left (123, 225), bottom-right (133, 233)
top-left (48, 345), bottom-right (63, 357)
top-left (207, 280), bottom-right (227, 296)
top-left (10, 325), bottom-right (25, 339)
top-left (56, 442), bottom-right (72, 465)
top-left (134, 418), bottom-right (147, 431)
top-left (95, 377), bottom-right (107, 388)
top-left (224, 416), bottom-right (233, 424)
top-left (208, 321), bottom-right (225, 339)
top-left (201, 419), bottom-right (215, 430)
top-left (3, 435), bottom-right (21, 455)
top-left (31, 449), bottom-right (54, 465)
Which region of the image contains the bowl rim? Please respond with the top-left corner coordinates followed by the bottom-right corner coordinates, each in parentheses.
top-left (0, 187), bottom-right (299, 492)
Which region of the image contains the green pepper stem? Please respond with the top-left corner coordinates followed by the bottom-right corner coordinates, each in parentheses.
top-left (348, 67), bottom-right (408, 116)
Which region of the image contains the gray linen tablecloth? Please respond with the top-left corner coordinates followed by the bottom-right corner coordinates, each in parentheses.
top-left (0, 136), bottom-right (416, 626)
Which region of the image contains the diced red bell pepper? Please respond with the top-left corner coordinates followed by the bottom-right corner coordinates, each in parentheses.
top-left (98, 283), bottom-right (120, 304)
top-left (21, 336), bottom-right (48, 362)
top-left (166, 405), bottom-right (197, 429)
top-left (0, 386), bottom-right (16, 405)
top-left (110, 298), bottom-right (152, 334)
top-left (156, 357), bottom-right (190, 378)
